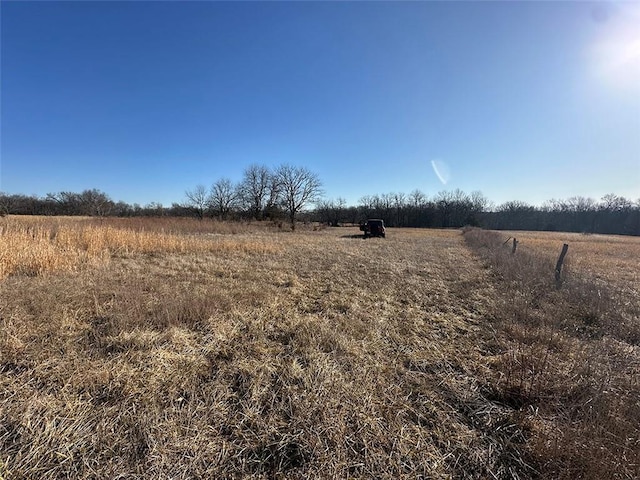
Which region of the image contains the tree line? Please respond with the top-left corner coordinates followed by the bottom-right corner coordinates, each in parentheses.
top-left (1, 167), bottom-right (638, 235)
top-left (484, 195), bottom-right (640, 235)
top-left (316, 190), bottom-right (639, 236)
top-left (181, 164), bottom-right (323, 229)
top-left (0, 189), bottom-right (168, 218)
top-left (0, 164), bottom-right (324, 230)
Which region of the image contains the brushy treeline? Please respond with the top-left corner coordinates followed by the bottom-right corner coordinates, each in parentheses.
top-left (2, 188), bottom-right (639, 235)
top-left (319, 191), bottom-right (640, 235)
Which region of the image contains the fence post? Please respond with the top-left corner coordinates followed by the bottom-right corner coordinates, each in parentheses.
top-left (555, 243), bottom-right (569, 287)
top-left (502, 237), bottom-right (518, 253)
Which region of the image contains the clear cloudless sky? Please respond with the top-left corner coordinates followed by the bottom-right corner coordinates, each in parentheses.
top-left (1, 1), bottom-right (639, 208)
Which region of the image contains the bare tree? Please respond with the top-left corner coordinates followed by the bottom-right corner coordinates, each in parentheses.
top-left (407, 189), bottom-right (428, 226)
top-left (0, 193), bottom-right (12, 216)
top-left (184, 184), bottom-right (209, 220)
top-left (46, 191), bottom-right (81, 215)
top-left (239, 164), bottom-right (271, 219)
top-left (392, 192), bottom-right (407, 226)
top-left (379, 193), bottom-right (394, 223)
top-left (209, 178), bottom-right (239, 220)
top-left (78, 189), bottom-right (113, 217)
top-left (409, 189), bottom-right (427, 209)
top-left (275, 165), bottom-right (323, 230)
top-left (600, 193), bottom-right (633, 212)
top-left (470, 190), bottom-right (490, 213)
top-left (264, 172), bottom-right (283, 220)
top-left (435, 190), bottom-right (455, 227)
top-left (318, 197), bottom-right (347, 226)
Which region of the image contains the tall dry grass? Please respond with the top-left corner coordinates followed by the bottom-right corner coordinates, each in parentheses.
top-left (0, 216), bottom-right (279, 279)
top-left (85, 216), bottom-right (278, 236)
top-left (463, 227), bottom-right (640, 479)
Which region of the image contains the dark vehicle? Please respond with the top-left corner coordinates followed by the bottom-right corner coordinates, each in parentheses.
top-left (360, 219), bottom-right (386, 238)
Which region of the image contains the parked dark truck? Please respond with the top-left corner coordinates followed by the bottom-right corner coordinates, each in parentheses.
top-left (360, 219), bottom-right (386, 238)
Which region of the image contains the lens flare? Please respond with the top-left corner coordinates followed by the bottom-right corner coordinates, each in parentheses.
top-left (431, 159), bottom-right (450, 185)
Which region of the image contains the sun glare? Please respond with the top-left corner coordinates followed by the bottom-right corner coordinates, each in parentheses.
top-left (590, 3), bottom-right (640, 91)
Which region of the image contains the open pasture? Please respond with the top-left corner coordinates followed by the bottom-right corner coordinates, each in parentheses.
top-left (0, 217), bottom-right (638, 479)
top-left (499, 229), bottom-right (640, 288)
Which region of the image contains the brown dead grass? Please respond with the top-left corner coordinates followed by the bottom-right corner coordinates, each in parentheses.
top-left (1, 220), bottom-right (638, 478)
top-left (0, 216), bottom-right (280, 278)
top-left (499, 230), bottom-right (640, 287)
top-left (464, 227), bottom-right (640, 479)
top-left (0, 223), bottom-right (515, 479)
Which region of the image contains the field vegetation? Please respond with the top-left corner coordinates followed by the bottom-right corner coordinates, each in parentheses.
top-left (0, 217), bottom-right (279, 279)
top-left (497, 230), bottom-right (640, 288)
top-left (463, 228), bottom-right (639, 478)
top-left (1, 216), bottom-right (638, 478)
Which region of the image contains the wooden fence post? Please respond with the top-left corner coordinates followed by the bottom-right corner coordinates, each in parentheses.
top-left (555, 243), bottom-right (569, 286)
top-left (502, 237), bottom-right (518, 253)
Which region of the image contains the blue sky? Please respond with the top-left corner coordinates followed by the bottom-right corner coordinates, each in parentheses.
top-left (1, 1), bottom-right (639, 208)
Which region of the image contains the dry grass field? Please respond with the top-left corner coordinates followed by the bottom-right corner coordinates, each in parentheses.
top-left (463, 227), bottom-right (639, 479)
top-left (1, 217), bottom-right (638, 479)
top-left (499, 230), bottom-right (640, 288)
